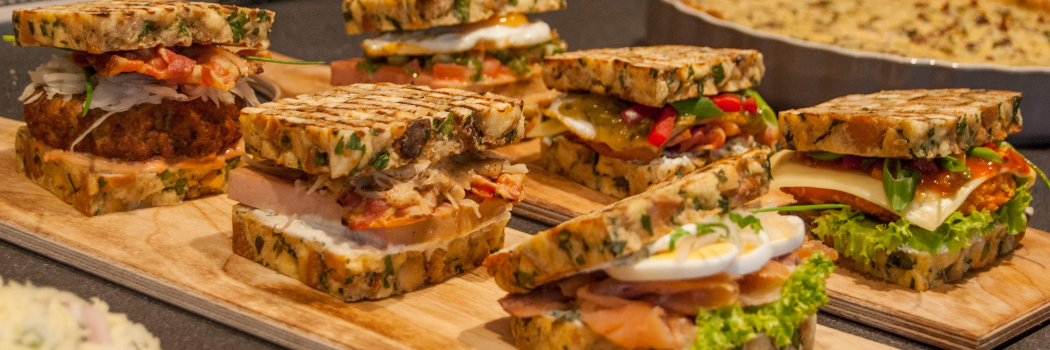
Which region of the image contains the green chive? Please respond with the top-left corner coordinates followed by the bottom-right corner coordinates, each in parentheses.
top-left (82, 71), bottom-right (93, 117)
top-left (751, 204), bottom-right (852, 213)
top-left (938, 156), bottom-right (971, 179)
top-left (242, 56), bottom-right (325, 65)
top-left (807, 151), bottom-right (844, 161)
top-left (967, 146), bottom-right (1004, 163)
top-left (883, 159), bottom-right (920, 212)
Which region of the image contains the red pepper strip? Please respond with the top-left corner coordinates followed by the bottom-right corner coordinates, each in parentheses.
top-left (647, 106), bottom-right (678, 147)
top-left (711, 94), bottom-right (742, 112)
top-left (742, 97), bottom-right (758, 114)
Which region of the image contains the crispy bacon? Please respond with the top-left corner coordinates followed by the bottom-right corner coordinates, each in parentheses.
top-left (469, 173), bottom-right (525, 204)
top-left (578, 286), bottom-right (696, 350)
top-left (73, 45), bottom-right (265, 91)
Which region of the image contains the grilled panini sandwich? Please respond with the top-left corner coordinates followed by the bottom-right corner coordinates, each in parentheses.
top-left (230, 83), bottom-right (527, 301)
top-left (535, 45), bottom-right (778, 199)
top-left (485, 147), bottom-right (838, 350)
top-left (772, 89), bottom-right (1042, 291)
top-left (12, 0), bottom-right (275, 216)
top-left (331, 0), bottom-right (568, 133)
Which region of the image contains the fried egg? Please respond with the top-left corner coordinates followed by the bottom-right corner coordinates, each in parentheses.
top-left (362, 17), bottom-right (553, 57)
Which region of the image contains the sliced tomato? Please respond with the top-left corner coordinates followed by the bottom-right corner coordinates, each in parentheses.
top-left (742, 97), bottom-right (758, 114)
top-left (646, 107), bottom-right (678, 147)
top-left (433, 63), bottom-right (471, 81)
top-left (331, 58), bottom-right (373, 85)
top-left (372, 65), bottom-right (415, 84)
top-left (711, 94), bottom-right (742, 112)
top-left (756, 126), bottom-right (778, 145)
top-left (621, 104), bottom-right (661, 125)
top-left (481, 58), bottom-right (502, 79)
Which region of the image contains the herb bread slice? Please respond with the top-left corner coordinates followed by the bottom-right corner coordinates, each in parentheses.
top-left (779, 89), bottom-right (1023, 159)
top-left (510, 310), bottom-right (816, 350)
top-left (240, 83), bottom-right (524, 179)
top-left (15, 127), bottom-right (240, 216)
top-left (541, 45), bottom-right (765, 107)
top-left (484, 147), bottom-right (772, 294)
top-left (540, 134), bottom-right (760, 199)
top-left (342, 0), bottom-right (567, 34)
top-left (12, 0), bottom-right (274, 54)
top-left (232, 204), bottom-right (509, 301)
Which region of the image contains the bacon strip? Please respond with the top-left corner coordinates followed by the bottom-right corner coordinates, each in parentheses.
top-left (73, 45), bottom-right (265, 91)
top-left (470, 173), bottom-right (525, 204)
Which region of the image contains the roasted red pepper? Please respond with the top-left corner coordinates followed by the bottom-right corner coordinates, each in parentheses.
top-left (711, 94), bottom-right (742, 113)
top-left (647, 106), bottom-right (678, 147)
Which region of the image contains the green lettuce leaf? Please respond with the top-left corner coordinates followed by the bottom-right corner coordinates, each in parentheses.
top-left (692, 255), bottom-right (834, 350)
top-left (811, 186), bottom-right (1032, 264)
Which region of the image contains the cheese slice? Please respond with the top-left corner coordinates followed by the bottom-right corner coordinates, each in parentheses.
top-left (770, 150), bottom-right (1031, 231)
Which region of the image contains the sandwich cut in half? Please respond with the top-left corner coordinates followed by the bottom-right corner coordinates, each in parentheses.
top-left (534, 45), bottom-right (779, 199)
top-left (0, 276), bottom-right (162, 349)
top-left (331, 0), bottom-right (568, 133)
top-left (10, 0), bottom-right (275, 216)
top-left (485, 147), bottom-right (838, 350)
top-left (771, 89), bottom-right (1045, 291)
top-left (230, 83), bottom-right (527, 301)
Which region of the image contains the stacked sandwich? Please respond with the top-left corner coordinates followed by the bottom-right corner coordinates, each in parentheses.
top-left (486, 148), bottom-right (838, 350)
top-left (535, 45), bottom-right (778, 199)
top-left (11, 0), bottom-right (274, 216)
top-left (0, 276), bottom-right (161, 349)
top-left (771, 89), bottom-right (1043, 291)
top-left (230, 83), bottom-right (527, 301)
top-left (331, 0), bottom-right (568, 132)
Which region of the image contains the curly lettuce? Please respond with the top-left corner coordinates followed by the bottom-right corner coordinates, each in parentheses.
top-left (692, 255), bottom-right (834, 350)
top-left (811, 186), bottom-right (1032, 265)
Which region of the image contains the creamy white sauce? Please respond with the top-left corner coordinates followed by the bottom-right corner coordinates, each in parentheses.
top-left (363, 21), bottom-right (553, 56)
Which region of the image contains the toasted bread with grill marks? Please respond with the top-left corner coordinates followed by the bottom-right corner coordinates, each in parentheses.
top-left (779, 89), bottom-right (1023, 159)
top-left (12, 1), bottom-right (273, 54)
top-left (542, 45), bottom-right (765, 107)
top-left (240, 83), bottom-right (524, 179)
top-left (342, 0), bottom-right (566, 34)
top-left (484, 147), bottom-right (772, 294)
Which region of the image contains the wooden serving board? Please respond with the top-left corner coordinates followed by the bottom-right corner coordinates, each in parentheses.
top-left (0, 117), bottom-right (889, 350)
top-left (492, 138), bottom-right (1050, 350)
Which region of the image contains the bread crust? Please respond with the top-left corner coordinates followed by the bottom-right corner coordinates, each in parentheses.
top-left (232, 204), bottom-right (509, 301)
top-left (240, 83), bottom-right (524, 179)
top-left (13, 1), bottom-right (274, 54)
top-left (342, 0), bottom-right (567, 34)
top-left (15, 127), bottom-right (240, 216)
top-left (485, 148), bottom-right (772, 294)
top-left (542, 46), bottom-right (765, 107)
top-left (779, 89), bottom-right (1023, 159)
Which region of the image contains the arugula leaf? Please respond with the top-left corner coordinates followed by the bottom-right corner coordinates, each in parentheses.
top-left (670, 96), bottom-right (725, 119)
top-left (882, 159), bottom-right (919, 212)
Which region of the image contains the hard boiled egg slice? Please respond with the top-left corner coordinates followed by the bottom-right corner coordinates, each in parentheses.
top-left (604, 242), bottom-right (739, 282)
top-left (757, 213), bottom-right (806, 257)
top-left (725, 231), bottom-right (772, 276)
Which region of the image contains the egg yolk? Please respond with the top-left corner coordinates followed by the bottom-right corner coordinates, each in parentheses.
top-left (477, 13), bottom-right (529, 27)
top-left (650, 242), bottom-right (736, 260)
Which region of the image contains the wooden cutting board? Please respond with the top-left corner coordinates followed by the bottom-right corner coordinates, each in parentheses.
top-left (492, 138), bottom-right (1050, 350)
top-left (0, 117), bottom-right (890, 350)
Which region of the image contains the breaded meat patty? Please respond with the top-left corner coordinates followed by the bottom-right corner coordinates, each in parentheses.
top-left (23, 92), bottom-right (244, 162)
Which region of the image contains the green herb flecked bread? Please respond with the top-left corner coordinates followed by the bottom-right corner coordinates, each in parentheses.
top-left (240, 83), bottom-right (524, 179)
top-left (541, 45), bottom-right (765, 107)
top-left (778, 89), bottom-right (1023, 159)
top-left (232, 204), bottom-right (509, 301)
top-left (12, 0), bottom-right (274, 54)
top-left (15, 127), bottom-right (239, 216)
top-left (342, 0), bottom-right (566, 34)
top-left (510, 311), bottom-right (816, 350)
top-left (484, 147), bottom-right (772, 294)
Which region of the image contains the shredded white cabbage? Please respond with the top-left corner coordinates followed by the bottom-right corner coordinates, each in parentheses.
top-left (19, 55), bottom-right (261, 151)
top-left (0, 276), bottom-right (161, 350)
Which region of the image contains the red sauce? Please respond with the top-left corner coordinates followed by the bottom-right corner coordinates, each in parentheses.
top-left (800, 144), bottom-right (1029, 196)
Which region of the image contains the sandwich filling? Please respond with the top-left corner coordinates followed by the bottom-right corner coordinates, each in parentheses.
top-left (772, 143), bottom-right (1037, 264)
top-left (536, 91), bottom-right (778, 163)
top-left (230, 151), bottom-right (525, 248)
top-left (19, 48), bottom-right (264, 163)
top-left (332, 14), bottom-right (566, 88)
top-left (498, 210), bottom-right (834, 350)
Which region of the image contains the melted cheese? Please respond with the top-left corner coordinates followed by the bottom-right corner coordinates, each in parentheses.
top-left (42, 139), bottom-right (244, 175)
top-left (769, 150), bottom-right (1031, 230)
top-left (362, 21), bottom-right (553, 57)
